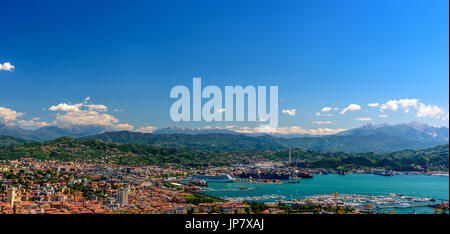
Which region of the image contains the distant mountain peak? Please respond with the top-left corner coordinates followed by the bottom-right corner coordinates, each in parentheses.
top-left (0, 123), bottom-right (114, 141)
top-left (338, 122), bottom-right (448, 143)
top-left (152, 126), bottom-right (237, 135)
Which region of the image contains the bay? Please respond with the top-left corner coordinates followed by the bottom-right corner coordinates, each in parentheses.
top-left (203, 174), bottom-right (449, 214)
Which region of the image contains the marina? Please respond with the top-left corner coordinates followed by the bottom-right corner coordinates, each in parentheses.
top-left (201, 174), bottom-right (449, 214)
top-left (286, 193), bottom-right (444, 213)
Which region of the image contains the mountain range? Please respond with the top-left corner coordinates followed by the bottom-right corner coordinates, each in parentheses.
top-left (1, 122), bottom-right (448, 153)
top-left (0, 122), bottom-right (112, 141)
top-left (0, 136), bottom-right (447, 171)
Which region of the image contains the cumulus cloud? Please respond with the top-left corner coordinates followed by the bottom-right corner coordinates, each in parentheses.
top-left (321, 107), bottom-right (332, 112)
top-left (47, 97), bottom-right (132, 127)
top-left (355, 117), bottom-right (372, 121)
top-left (368, 103), bottom-right (379, 108)
top-left (18, 118), bottom-right (50, 127)
top-left (320, 107), bottom-right (339, 112)
top-left (115, 123), bottom-right (134, 131)
top-left (49, 97), bottom-right (107, 112)
top-left (55, 110), bottom-right (119, 126)
top-left (0, 62), bottom-right (15, 71)
top-left (378, 114), bottom-right (388, 118)
top-left (282, 109), bottom-right (296, 116)
top-left (340, 104), bottom-right (361, 115)
top-left (49, 103), bottom-right (83, 112)
top-left (379, 98), bottom-right (445, 119)
top-left (380, 99), bottom-right (419, 113)
top-left (416, 103), bottom-right (445, 118)
top-left (312, 121), bottom-right (333, 125)
top-left (0, 107), bottom-right (24, 122)
top-left (135, 126), bottom-right (157, 133)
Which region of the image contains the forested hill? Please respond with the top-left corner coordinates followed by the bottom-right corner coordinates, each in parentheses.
top-left (0, 135), bottom-right (30, 147)
top-left (0, 137), bottom-right (448, 171)
top-left (81, 130), bottom-right (447, 153)
top-left (2, 122), bottom-right (448, 153)
top-left (81, 132), bottom-right (286, 151)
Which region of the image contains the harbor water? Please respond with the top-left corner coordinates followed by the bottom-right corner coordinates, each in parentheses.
top-left (202, 174), bottom-right (449, 214)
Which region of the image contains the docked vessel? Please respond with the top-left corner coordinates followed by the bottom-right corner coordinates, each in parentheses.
top-left (238, 172), bottom-right (291, 180)
top-left (190, 174), bottom-right (234, 182)
top-left (373, 170), bottom-right (393, 176)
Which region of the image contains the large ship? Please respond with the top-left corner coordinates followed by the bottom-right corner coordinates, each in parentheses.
top-left (190, 174), bottom-right (234, 182)
top-left (238, 172), bottom-right (291, 180)
top-left (373, 170), bottom-right (393, 176)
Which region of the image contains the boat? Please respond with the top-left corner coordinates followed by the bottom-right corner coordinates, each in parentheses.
top-left (190, 174), bottom-right (234, 182)
top-left (398, 203), bottom-right (411, 208)
top-left (238, 172), bottom-right (291, 180)
top-left (373, 170), bottom-right (393, 176)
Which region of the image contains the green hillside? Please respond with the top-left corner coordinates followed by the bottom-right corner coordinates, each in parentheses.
top-left (82, 131), bottom-right (446, 153)
top-left (0, 135), bottom-right (30, 147)
top-left (82, 132), bottom-right (286, 151)
top-left (0, 137), bottom-right (447, 171)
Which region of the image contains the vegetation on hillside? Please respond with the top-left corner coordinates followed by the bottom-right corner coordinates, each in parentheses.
top-left (82, 131), bottom-right (447, 153)
top-left (0, 135), bottom-right (30, 147)
top-left (0, 137), bottom-right (448, 171)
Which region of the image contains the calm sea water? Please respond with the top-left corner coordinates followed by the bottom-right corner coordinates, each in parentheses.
top-left (203, 174), bottom-right (449, 214)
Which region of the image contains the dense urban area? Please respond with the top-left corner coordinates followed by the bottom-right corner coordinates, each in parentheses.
top-left (0, 136), bottom-right (448, 214)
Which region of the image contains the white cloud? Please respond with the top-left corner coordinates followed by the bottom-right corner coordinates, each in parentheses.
top-left (355, 117), bottom-right (372, 121)
top-left (340, 104), bottom-right (361, 115)
top-left (49, 103), bottom-right (83, 112)
top-left (378, 114), bottom-right (388, 118)
top-left (315, 112), bottom-right (332, 117)
top-left (321, 107), bottom-right (332, 112)
top-left (415, 103), bottom-right (445, 118)
top-left (0, 62), bottom-right (15, 71)
top-left (368, 103), bottom-right (379, 108)
top-left (0, 107), bottom-right (24, 122)
top-left (379, 98), bottom-right (445, 119)
top-left (135, 126), bottom-right (157, 133)
top-left (55, 110), bottom-right (119, 126)
top-left (380, 99), bottom-right (419, 113)
top-left (282, 109), bottom-right (296, 116)
top-left (115, 123), bottom-right (134, 131)
top-left (48, 98), bottom-right (126, 126)
top-left (18, 118), bottom-right (50, 127)
top-left (320, 107), bottom-right (339, 112)
top-left (312, 121), bottom-right (333, 125)
top-left (49, 97), bottom-right (107, 112)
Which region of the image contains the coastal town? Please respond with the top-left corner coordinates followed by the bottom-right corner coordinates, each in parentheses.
top-left (0, 159), bottom-right (252, 214)
top-left (1, 158), bottom-right (448, 214)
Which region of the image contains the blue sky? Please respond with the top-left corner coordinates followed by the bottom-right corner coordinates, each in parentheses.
top-left (0, 0), bottom-right (449, 134)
